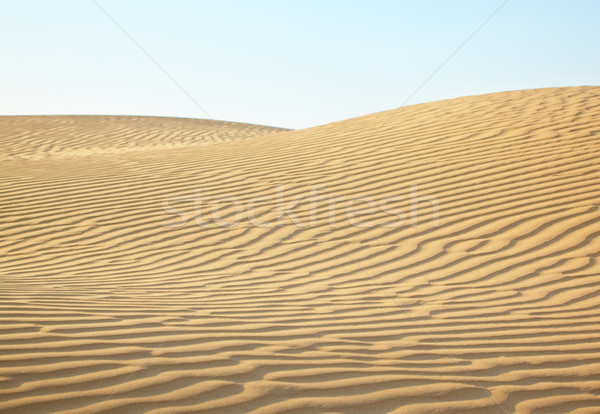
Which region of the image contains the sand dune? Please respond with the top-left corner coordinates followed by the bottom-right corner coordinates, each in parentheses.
top-left (1, 86), bottom-right (600, 413)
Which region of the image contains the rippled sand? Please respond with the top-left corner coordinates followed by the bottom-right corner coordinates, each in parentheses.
top-left (2, 87), bottom-right (600, 413)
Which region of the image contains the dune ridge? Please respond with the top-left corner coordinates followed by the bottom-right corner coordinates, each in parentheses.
top-left (0, 115), bottom-right (288, 161)
top-left (1, 86), bottom-right (600, 413)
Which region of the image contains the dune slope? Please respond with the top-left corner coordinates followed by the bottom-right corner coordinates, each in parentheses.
top-left (1, 87), bottom-right (600, 413)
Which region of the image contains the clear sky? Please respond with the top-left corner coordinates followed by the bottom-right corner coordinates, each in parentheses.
top-left (1, 0), bottom-right (599, 129)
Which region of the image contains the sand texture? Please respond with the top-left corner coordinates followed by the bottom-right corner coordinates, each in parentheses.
top-left (1, 87), bottom-right (600, 413)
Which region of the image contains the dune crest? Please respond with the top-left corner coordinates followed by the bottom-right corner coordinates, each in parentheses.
top-left (1, 86), bottom-right (600, 413)
top-left (0, 115), bottom-right (288, 161)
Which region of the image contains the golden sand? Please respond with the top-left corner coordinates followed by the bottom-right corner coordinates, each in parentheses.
top-left (1, 87), bottom-right (600, 413)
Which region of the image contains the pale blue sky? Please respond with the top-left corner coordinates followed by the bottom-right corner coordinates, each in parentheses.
top-left (1, 1), bottom-right (598, 129)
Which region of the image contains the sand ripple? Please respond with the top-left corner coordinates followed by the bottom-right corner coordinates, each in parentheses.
top-left (1, 87), bottom-right (600, 413)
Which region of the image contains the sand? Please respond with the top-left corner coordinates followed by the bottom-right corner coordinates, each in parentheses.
top-left (1, 86), bottom-right (600, 413)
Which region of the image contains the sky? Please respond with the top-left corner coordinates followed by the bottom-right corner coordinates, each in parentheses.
top-left (1, 0), bottom-right (599, 129)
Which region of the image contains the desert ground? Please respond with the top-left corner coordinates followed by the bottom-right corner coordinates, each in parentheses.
top-left (1, 86), bottom-right (600, 413)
